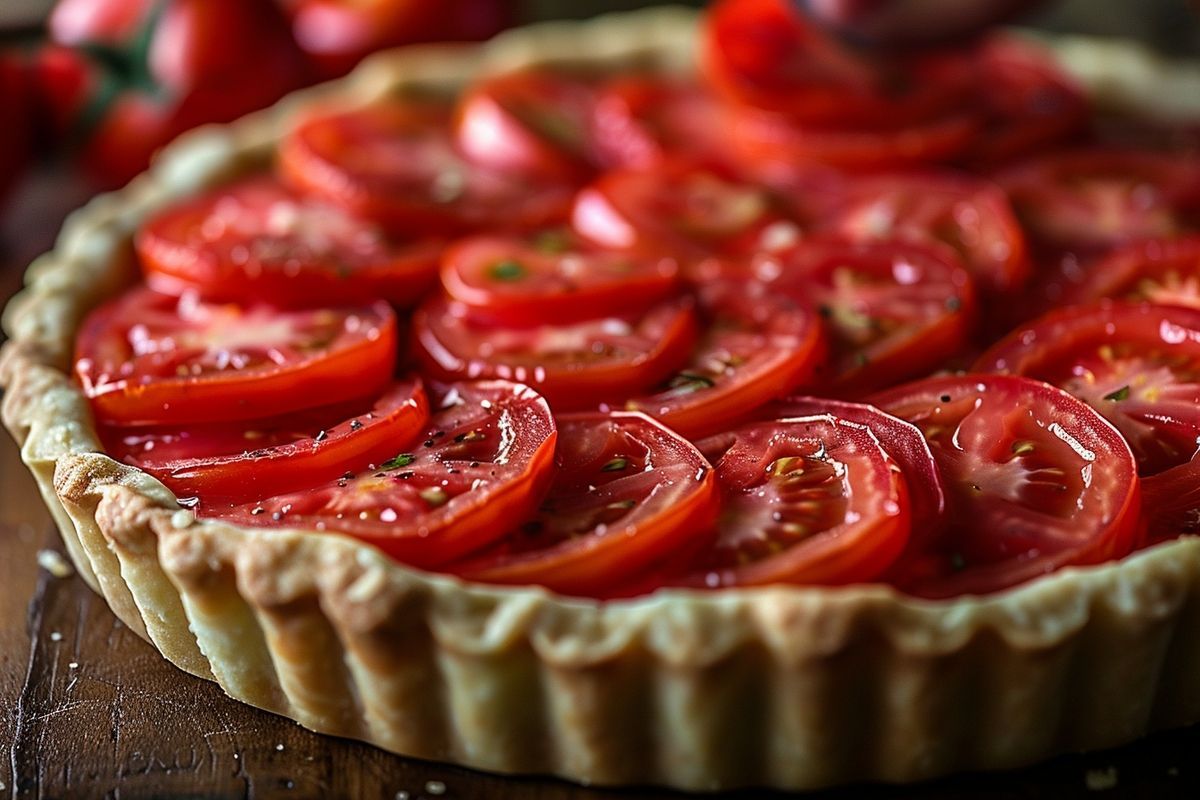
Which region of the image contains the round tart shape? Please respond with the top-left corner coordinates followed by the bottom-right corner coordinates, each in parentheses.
top-left (4, 7), bottom-right (1200, 794)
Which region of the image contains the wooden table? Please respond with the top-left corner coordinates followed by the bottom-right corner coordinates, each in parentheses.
top-left (2, 175), bottom-right (1200, 800)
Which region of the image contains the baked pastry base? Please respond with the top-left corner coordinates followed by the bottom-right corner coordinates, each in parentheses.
top-left (4, 6), bottom-right (1200, 791)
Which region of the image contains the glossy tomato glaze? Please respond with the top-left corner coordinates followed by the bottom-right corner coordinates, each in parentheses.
top-left (76, 0), bottom-right (1200, 600)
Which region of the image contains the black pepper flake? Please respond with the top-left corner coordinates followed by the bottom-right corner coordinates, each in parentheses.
top-left (469, 461), bottom-right (480, 468)
top-left (423, 439), bottom-right (436, 448)
top-left (349, 419), bottom-right (364, 431)
top-left (397, 471), bottom-right (414, 480)
top-left (341, 471), bottom-right (355, 480)
top-left (945, 296), bottom-right (962, 312)
top-left (940, 394), bottom-right (951, 403)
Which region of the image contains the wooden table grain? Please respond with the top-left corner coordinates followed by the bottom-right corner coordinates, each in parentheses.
top-left (4, 172), bottom-right (1200, 800)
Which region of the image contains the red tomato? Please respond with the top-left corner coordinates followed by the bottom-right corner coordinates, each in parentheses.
top-left (571, 162), bottom-right (791, 259)
top-left (702, 0), bottom-right (974, 126)
top-left (213, 381), bottom-right (558, 568)
top-left (454, 70), bottom-right (600, 182)
top-left (728, 105), bottom-right (981, 172)
top-left (591, 76), bottom-right (730, 170)
top-left (873, 374), bottom-right (1141, 598)
top-left (771, 396), bottom-right (946, 536)
top-left (1141, 456), bottom-right (1200, 546)
top-left (679, 414), bottom-right (910, 587)
top-left (412, 294), bottom-right (697, 410)
top-left (968, 35), bottom-right (1089, 165)
top-left (450, 411), bottom-right (719, 595)
top-left (137, 175), bottom-right (441, 308)
top-left (1074, 236), bottom-right (1200, 309)
top-left (279, 100), bottom-right (575, 236)
top-left (825, 171), bottom-right (1031, 298)
top-left (622, 280), bottom-right (826, 439)
top-left (975, 302), bottom-right (1200, 476)
top-left (438, 231), bottom-right (680, 326)
top-left (102, 378), bottom-right (429, 503)
top-left (995, 148), bottom-right (1200, 250)
top-left (75, 287), bottom-right (396, 426)
top-left (708, 239), bottom-right (976, 395)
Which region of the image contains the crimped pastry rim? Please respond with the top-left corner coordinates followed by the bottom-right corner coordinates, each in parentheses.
top-left (4, 5), bottom-right (1200, 790)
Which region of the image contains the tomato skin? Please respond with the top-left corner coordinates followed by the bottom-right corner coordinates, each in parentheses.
top-left (102, 378), bottom-right (429, 503)
top-left (438, 232), bottom-right (680, 327)
top-left (974, 301), bottom-right (1200, 476)
top-left (872, 374), bottom-right (1141, 598)
top-left (213, 381), bottom-right (558, 568)
top-left (279, 100), bottom-right (575, 236)
top-left (1142, 456), bottom-right (1200, 546)
top-left (995, 148), bottom-right (1200, 251)
top-left (75, 287), bottom-right (397, 426)
top-left (623, 280), bottom-right (827, 439)
top-left (1074, 236), bottom-right (1200, 309)
top-left (136, 175), bottom-right (441, 308)
top-left (449, 411), bottom-right (719, 596)
top-left (680, 414), bottom-right (911, 587)
top-left (412, 293), bottom-right (698, 411)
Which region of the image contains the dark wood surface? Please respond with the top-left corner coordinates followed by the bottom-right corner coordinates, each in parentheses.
top-left (3, 171), bottom-right (1200, 800)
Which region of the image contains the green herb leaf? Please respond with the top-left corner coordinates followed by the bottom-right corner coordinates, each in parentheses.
top-left (381, 453), bottom-right (415, 470)
top-left (1011, 440), bottom-right (1036, 456)
top-left (668, 372), bottom-right (716, 393)
top-left (601, 457), bottom-right (629, 472)
top-left (488, 259), bottom-right (527, 282)
top-left (1103, 385), bottom-right (1131, 402)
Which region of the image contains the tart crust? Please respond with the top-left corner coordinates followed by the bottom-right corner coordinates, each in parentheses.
top-left (5, 7), bottom-right (1200, 791)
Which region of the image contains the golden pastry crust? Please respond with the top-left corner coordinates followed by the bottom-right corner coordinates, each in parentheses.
top-left (5, 7), bottom-right (1200, 791)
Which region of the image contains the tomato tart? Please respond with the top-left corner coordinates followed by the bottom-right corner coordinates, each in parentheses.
top-left (4, 4), bottom-right (1200, 791)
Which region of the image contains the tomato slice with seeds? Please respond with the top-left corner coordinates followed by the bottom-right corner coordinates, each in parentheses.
top-left (412, 293), bottom-right (698, 410)
top-left (677, 414), bottom-right (910, 587)
top-left (591, 75), bottom-right (730, 170)
top-left (975, 302), bottom-right (1200, 476)
top-left (967, 34), bottom-right (1089, 165)
top-left (702, 0), bottom-right (974, 126)
top-left (571, 161), bottom-right (791, 259)
top-left (438, 231), bottom-right (680, 327)
top-left (825, 171), bottom-right (1030, 298)
top-left (137, 176), bottom-right (442, 308)
top-left (1075, 236), bottom-right (1200, 309)
top-left (279, 100), bottom-right (574, 236)
top-left (872, 374), bottom-right (1141, 598)
top-left (714, 239), bottom-right (976, 395)
top-left (75, 287), bottom-right (397, 426)
top-left (213, 381), bottom-right (558, 568)
top-left (771, 396), bottom-right (946, 537)
top-left (449, 411), bottom-right (719, 596)
top-left (728, 106), bottom-right (980, 172)
top-left (621, 280), bottom-right (826, 439)
top-left (995, 148), bottom-right (1200, 250)
top-left (102, 378), bottom-right (429, 503)
top-left (454, 69), bottom-right (600, 182)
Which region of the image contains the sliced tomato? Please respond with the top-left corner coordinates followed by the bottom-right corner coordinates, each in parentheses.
top-left (438, 230), bottom-right (680, 326)
top-left (975, 302), bottom-right (1200, 476)
top-left (713, 239), bottom-right (976, 395)
top-left (771, 396), bottom-right (946, 536)
top-left (995, 148), bottom-right (1200, 250)
top-left (1075, 236), bottom-right (1200, 309)
top-left (278, 100), bottom-right (574, 236)
top-left (1142, 456), bottom-right (1200, 546)
top-left (449, 411), bottom-right (718, 595)
top-left (591, 75), bottom-right (730, 170)
top-left (729, 105), bottom-right (980, 173)
top-left (621, 280), bottom-right (826, 439)
top-left (412, 293), bottom-right (697, 410)
top-left (702, 0), bottom-right (973, 126)
top-left (213, 381), bottom-right (558, 567)
top-left (571, 161), bottom-right (791, 259)
top-left (872, 374), bottom-right (1141, 598)
top-left (676, 414), bottom-right (909, 587)
top-left (136, 176), bottom-right (441, 308)
top-left (75, 287), bottom-right (396, 426)
top-left (967, 34), bottom-right (1089, 165)
top-left (102, 378), bottom-right (429, 503)
top-left (825, 171), bottom-right (1031, 298)
top-left (454, 69), bottom-right (600, 182)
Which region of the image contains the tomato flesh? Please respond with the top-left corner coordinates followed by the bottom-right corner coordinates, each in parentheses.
top-left (975, 302), bottom-right (1200, 475)
top-left (449, 411), bottom-right (719, 596)
top-left (412, 293), bottom-right (698, 410)
top-left (103, 378), bottom-right (429, 503)
top-left (591, 75), bottom-right (730, 170)
top-left (137, 176), bottom-right (442, 308)
top-left (873, 374), bottom-right (1141, 598)
top-left (75, 287), bottom-right (397, 426)
top-left (1075, 236), bottom-right (1200, 309)
top-left (213, 381), bottom-right (558, 567)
